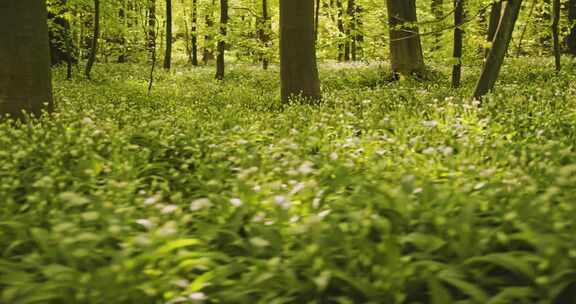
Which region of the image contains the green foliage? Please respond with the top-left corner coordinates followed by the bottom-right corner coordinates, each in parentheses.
top-left (1, 58), bottom-right (576, 303)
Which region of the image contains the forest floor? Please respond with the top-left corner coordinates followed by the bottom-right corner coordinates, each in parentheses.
top-left (1, 58), bottom-right (576, 303)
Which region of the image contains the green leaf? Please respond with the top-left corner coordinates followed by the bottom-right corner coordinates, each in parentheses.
top-left (155, 239), bottom-right (202, 255)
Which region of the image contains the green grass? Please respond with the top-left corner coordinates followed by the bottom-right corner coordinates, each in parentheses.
top-left (1, 58), bottom-right (576, 303)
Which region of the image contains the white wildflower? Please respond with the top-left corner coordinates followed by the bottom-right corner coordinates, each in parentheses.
top-left (230, 198), bottom-right (242, 207)
top-left (135, 219), bottom-right (153, 229)
top-left (161, 204), bottom-right (178, 214)
top-left (190, 198), bottom-right (212, 211)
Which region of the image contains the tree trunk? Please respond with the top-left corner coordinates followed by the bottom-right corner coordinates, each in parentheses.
top-left (452, 0), bottom-right (464, 88)
top-left (315, 0), bottom-right (321, 42)
top-left (345, 0), bottom-right (355, 62)
top-left (85, 0), bottom-right (100, 80)
top-left (191, 0), bottom-right (199, 66)
top-left (431, 0), bottom-right (444, 52)
top-left (551, 0), bottom-right (561, 71)
top-left (337, 0), bottom-right (345, 61)
top-left (215, 0), bottom-right (228, 80)
top-left (355, 5), bottom-right (364, 60)
top-left (164, 0), bottom-right (172, 70)
top-left (118, 0), bottom-right (128, 63)
top-left (473, 0), bottom-right (523, 100)
top-left (386, 0), bottom-right (425, 76)
top-left (280, 0), bottom-right (321, 103)
top-left (148, 0), bottom-right (156, 56)
top-left (260, 0), bottom-right (271, 69)
top-left (0, 0), bottom-right (53, 121)
top-left (568, 0), bottom-right (576, 55)
top-left (486, 0), bottom-right (502, 57)
top-left (203, 0), bottom-right (215, 64)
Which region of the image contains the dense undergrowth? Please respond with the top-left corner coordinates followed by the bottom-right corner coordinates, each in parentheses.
top-left (1, 58), bottom-right (576, 303)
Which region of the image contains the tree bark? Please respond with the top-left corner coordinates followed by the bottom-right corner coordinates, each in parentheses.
top-left (280, 0), bottom-right (321, 103)
top-left (486, 0), bottom-right (502, 57)
top-left (85, 0), bottom-right (100, 80)
top-left (452, 0), bottom-right (464, 88)
top-left (568, 0), bottom-right (576, 55)
top-left (203, 0), bottom-right (215, 64)
top-left (345, 0), bottom-right (355, 62)
top-left (473, 0), bottom-right (523, 101)
top-left (164, 0), bottom-right (172, 70)
top-left (191, 0), bottom-right (199, 66)
top-left (215, 0), bottom-right (228, 80)
top-left (148, 0), bottom-right (156, 56)
top-left (315, 0), bottom-right (321, 42)
top-left (0, 0), bottom-right (53, 120)
top-left (260, 0), bottom-right (271, 69)
top-left (551, 0), bottom-right (561, 71)
top-left (386, 0), bottom-right (425, 76)
top-left (431, 0), bottom-right (444, 52)
top-left (337, 0), bottom-right (345, 61)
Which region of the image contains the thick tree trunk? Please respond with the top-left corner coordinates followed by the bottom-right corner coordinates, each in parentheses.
top-left (431, 0), bottom-right (444, 52)
top-left (280, 0), bottom-right (321, 103)
top-left (387, 0), bottom-right (425, 76)
top-left (148, 0), bottom-right (156, 56)
top-left (85, 0), bottom-right (100, 80)
top-left (551, 0), bottom-right (561, 71)
top-left (315, 0), bottom-right (321, 42)
top-left (473, 0), bottom-right (523, 100)
top-left (191, 0), bottom-right (199, 66)
top-left (452, 0), bottom-right (464, 88)
top-left (0, 0), bottom-right (53, 120)
top-left (215, 0), bottom-right (228, 80)
top-left (164, 0), bottom-right (172, 70)
top-left (568, 0), bottom-right (576, 55)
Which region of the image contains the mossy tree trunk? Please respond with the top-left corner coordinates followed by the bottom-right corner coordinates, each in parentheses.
top-left (386, 0), bottom-right (425, 76)
top-left (0, 0), bottom-right (53, 120)
top-left (485, 0), bottom-right (502, 57)
top-left (279, 0), bottom-right (321, 103)
top-left (473, 0), bottom-right (523, 100)
top-left (147, 0), bottom-right (156, 56)
top-left (260, 0), bottom-right (271, 69)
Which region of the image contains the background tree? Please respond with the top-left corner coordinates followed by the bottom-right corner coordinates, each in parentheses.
top-left (280, 0), bottom-right (321, 103)
top-left (452, 0), bottom-right (464, 88)
top-left (215, 0), bottom-right (228, 80)
top-left (551, 0), bottom-right (560, 71)
top-left (148, 0), bottom-right (157, 56)
top-left (191, 0), bottom-right (199, 66)
top-left (474, 0), bottom-right (523, 100)
top-left (85, 0), bottom-right (100, 80)
top-left (386, 0), bottom-right (425, 76)
top-left (0, 0), bottom-right (53, 120)
top-left (164, 0), bottom-right (172, 70)
top-left (568, 0), bottom-right (576, 55)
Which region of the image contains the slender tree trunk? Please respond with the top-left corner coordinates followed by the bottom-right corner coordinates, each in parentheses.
top-left (473, 0), bottom-right (523, 100)
top-left (337, 0), bottom-right (345, 61)
top-left (85, 0), bottom-right (100, 80)
top-left (551, 0), bottom-right (561, 71)
top-left (0, 0), bottom-right (53, 120)
top-left (452, 0), bottom-right (464, 88)
top-left (568, 0), bottom-right (576, 55)
top-left (485, 0), bottom-right (502, 57)
top-left (192, 0), bottom-right (199, 66)
top-left (355, 5), bottom-right (364, 60)
top-left (203, 0), bottom-right (215, 64)
top-left (431, 0), bottom-right (444, 52)
top-left (164, 0), bottom-right (172, 70)
top-left (148, 0), bottom-right (156, 56)
top-left (118, 0), bottom-right (128, 63)
top-left (345, 0), bottom-right (355, 62)
top-left (280, 0), bottom-right (321, 103)
top-left (215, 0), bottom-right (228, 80)
top-left (261, 0), bottom-right (271, 69)
top-left (387, 0), bottom-right (425, 76)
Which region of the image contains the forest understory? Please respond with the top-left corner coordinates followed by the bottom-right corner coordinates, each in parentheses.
top-left (1, 58), bottom-right (576, 303)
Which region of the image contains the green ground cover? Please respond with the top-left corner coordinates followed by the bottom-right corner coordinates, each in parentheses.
top-left (1, 59), bottom-right (576, 303)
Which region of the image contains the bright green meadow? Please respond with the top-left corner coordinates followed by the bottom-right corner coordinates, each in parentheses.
top-left (1, 59), bottom-right (576, 303)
